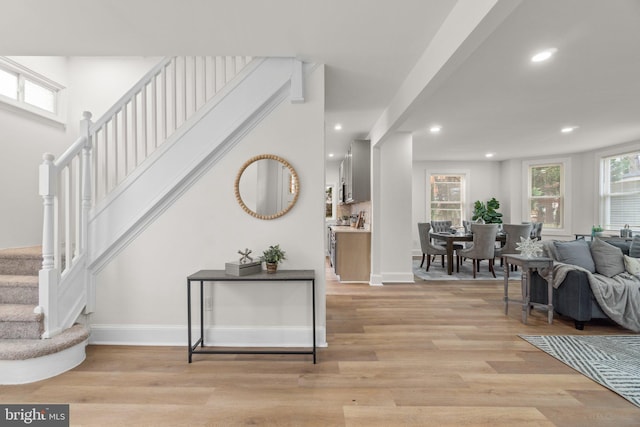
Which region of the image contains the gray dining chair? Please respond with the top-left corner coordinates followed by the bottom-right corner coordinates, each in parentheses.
top-left (418, 222), bottom-right (446, 271)
top-left (430, 220), bottom-right (453, 234)
top-left (495, 223), bottom-right (533, 270)
top-left (455, 223), bottom-right (499, 278)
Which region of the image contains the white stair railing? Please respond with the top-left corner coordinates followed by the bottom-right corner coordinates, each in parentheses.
top-left (38, 56), bottom-right (253, 338)
top-left (91, 56), bottom-right (252, 205)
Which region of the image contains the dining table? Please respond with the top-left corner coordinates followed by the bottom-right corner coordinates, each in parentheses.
top-left (430, 231), bottom-right (506, 275)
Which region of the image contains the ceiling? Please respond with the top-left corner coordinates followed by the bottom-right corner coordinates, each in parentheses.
top-left (1, 0), bottom-right (639, 163)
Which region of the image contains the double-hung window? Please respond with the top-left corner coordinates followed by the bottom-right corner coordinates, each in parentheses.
top-left (527, 163), bottom-right (564, 229)
top-left (600, 151), bottom-right (640, 230)
top-left (429, 174), bottom-right (465, 227)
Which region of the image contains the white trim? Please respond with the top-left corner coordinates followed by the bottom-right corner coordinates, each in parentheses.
top-left (425, 168), bottom-right (471, 222)
top-left (89, 324), bottom-right (328, 348)
top-left (381, 272), bottom-right (415, 283)
top-left (521, 157), bottom-right (572, 236)
top-left (0, 56), bottom-right (66, 126)
top-left (595, 142), bottom-right (640, 230)
top-left (0, 95), bottom-right (66, 128)
top-left (369, 274), bottom-right (384, 286)
top-left (0, 339), bottom-right (87, 385)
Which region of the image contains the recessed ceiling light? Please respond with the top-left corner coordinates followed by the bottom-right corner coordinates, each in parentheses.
top-left (485, 153), bottom-right (495, 158)
top-left (429, 126), bottom-right (442, 133)
top-left (334, 123), bottom-right (342, 131)
top-left (328, 153), bottom-right (334, 157)
top-left (531, 48), bottom-right (557, 63)
top-left (561, 126), bottom-right (577, 133)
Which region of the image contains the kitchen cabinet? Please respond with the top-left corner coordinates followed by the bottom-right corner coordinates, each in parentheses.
top-left (329, 226), bottom-right (371, 282)
top-left (340, 139), bottom-right (370, 204)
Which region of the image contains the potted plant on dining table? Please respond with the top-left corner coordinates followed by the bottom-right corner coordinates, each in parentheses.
top-left (471, 197), bottom-right (503, 224)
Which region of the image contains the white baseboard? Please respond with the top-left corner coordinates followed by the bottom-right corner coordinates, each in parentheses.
top-left (89, 324), bottom-right (328, 348)
top-left (370, 272), bottom-right (415, 284)
top-left (0, 339), bottom-right (87, 385)
top-left (381, 272), bottom-right (415, 283)
top-left (369, 274), bottom-right (383, 286)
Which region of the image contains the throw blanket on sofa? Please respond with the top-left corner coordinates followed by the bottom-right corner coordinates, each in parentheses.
top-left (541, 241), bottom-right (640, 332)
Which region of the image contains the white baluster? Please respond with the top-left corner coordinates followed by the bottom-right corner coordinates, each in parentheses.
top-left (171, 58), bottom-right (177, 133)
top-left (141, 84), bottom-right (148, 158)
top-left (162, 64), bottom-right (168, 140)
top-left (131, 95), bottom-right (138, 169)
top-left (64, 164), bottom-right (72, 272)
top-left (80, 112), bottom-right (93, 253)
top-left (122, 103), bottom-right (128, 175)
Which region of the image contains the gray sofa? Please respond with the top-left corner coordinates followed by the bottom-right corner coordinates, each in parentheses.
top-left (530, 236), bottom-right (640, 330)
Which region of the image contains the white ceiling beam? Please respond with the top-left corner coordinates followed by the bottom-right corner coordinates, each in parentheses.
top-left (368, 0), bottom-right (522, 147)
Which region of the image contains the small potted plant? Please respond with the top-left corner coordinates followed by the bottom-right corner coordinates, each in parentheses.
top-left (260, 244), bottom-right (286, 273)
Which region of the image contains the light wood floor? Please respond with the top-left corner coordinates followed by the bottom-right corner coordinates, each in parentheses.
top-left (2, 261), bottom-right (639, 426)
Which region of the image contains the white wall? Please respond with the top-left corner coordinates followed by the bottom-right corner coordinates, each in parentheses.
top-left (90, 66), bottom-right (326, 347)
top-left (0, 56), bottom-right (162, 248)
top-left (66, 57), bottom-right (162, 136)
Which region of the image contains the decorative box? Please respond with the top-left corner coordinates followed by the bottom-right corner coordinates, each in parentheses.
top-left (225, 260), bottom-right (262, 276)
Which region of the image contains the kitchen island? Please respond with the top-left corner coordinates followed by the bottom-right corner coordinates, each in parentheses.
top-left (329, 225), bottom-right (371, 282)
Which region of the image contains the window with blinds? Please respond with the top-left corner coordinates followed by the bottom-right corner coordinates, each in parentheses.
top-left (601, 151), bottom-right (640, 230)
top-left (429, 174), bottom-right (465, 227)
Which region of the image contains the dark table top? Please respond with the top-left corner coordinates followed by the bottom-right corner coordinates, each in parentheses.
top-left (187, 269), bottom-right (315, 281)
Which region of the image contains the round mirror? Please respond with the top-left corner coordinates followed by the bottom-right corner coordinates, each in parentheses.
top-left (234, 154), bottom-right (300, 220)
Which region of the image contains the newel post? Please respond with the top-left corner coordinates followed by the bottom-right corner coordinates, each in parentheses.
top-left (39, 152), bottom-right (60, 338)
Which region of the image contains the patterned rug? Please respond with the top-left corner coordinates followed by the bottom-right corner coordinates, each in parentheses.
top-left (520, 335), bottom-right (640, 408)
top-left (413, 259), bottom-right (521, 281)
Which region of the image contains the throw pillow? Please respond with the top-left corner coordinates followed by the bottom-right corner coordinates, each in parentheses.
top-left (554, 239), bottom-right (596, 273)
top-left (629, 235), bottom-right (640, 258)
top-left (624, 255), bottom-right (640, 277)
top-left (590, 238), bottom-right (625, 278)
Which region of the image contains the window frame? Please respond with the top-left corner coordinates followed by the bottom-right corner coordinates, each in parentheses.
top-left (522, 158), bottom-right (571, 236)
top-left (426, 169), bottom-right (469, 227)
top-left (599, 148), bottom-right (640, 231)
top-left (0, 57), bottom-right (66, 126)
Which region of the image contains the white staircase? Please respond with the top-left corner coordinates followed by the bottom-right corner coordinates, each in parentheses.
top-left (0, 56), bottom-right (306, 384)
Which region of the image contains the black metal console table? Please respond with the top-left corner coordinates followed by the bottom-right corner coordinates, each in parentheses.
top-left (186, 269), bottom-right (316, 363)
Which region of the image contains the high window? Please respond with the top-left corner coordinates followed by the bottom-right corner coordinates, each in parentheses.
top-left (528, 163), bottom-right (564, 229)
top-left (429, 174), bottom-right (465, 226)
top-left (601, 150), bottom-right (640, 230)
top-left (0, 57), bottom-right (63, 121)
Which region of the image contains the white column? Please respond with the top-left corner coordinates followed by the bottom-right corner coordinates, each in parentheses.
top-left (370, 145), bottom-right (383, 285)
top-left (370, 133), bottom-right (414, 284)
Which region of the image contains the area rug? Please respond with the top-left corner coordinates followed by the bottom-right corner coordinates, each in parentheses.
top-left (520, 335), bottom-right (640, 408)
top-left (413, 259), bottom-right (520, 281)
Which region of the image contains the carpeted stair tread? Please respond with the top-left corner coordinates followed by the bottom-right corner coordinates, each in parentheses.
top-left (0, 246), bottom-right (41, 276)
top-left (0, 275), bottom-right (39, 305)
top-left (0, 304), bottom-right (42, 322)
top-left (0, 304), bottom-right (43, 339)
top-left (0, 275), bottom-right (39, 287)
top-left (0, 324), bottom-right (89, 360)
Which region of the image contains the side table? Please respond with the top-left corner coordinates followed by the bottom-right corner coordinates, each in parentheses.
top-left (186, 269), bottom-right (316, 363)
top-left (503, 255), bottom-right (553, 324)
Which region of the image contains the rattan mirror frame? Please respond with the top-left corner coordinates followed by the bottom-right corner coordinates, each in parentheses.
top-left (234, 154), bottom-right (300, 220)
